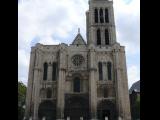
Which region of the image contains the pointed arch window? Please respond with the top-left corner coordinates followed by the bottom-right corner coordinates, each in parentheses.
top-left (105, 8), bottom-right (109, 23)
top-left (104, 87), bottom-right (108, 98)
top-left (95, 8), bottom-right (98, 23)
top-left (73, 77), bottom-right (80, 92)
top-left (52, 62), bottom-right (57, 81)
top-left (43, 62), bottom-right (48, 81)
top-left (40, 88), bottom-right (45, 98)
top-left (107, 62), bottom-right (112, 80)
top-left (46, 88), bottom-right (52, 98)
top-left (97, 29), bottom-right (101, 45)
top-left (105, 29), bottom-right (109, 45)
top-left (98, 62), bottom-right (103, 80)
top-left (100, 8), bottom-right (104, 23)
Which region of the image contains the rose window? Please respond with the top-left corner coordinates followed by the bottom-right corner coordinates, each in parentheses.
top-left (72, 55), bottom-right (84, 66)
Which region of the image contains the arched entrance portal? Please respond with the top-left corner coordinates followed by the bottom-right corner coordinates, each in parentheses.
top-left (38, 100), bottom-right (56, 120)
top-left (64, 96), bottom-right (89, 120)
top-left (97, 100), bottom-right (117, 120)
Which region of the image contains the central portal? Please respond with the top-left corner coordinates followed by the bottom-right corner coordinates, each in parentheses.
top-left (102, 110), bottom-right (111, 120)
top-left (64, 95), bottom-right (89, 120)
top-left (97, 100), bottom-right (117, 120)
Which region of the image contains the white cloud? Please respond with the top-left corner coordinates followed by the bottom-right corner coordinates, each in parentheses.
top-left (38, 36), bottom-right (60, 45)
top-left (18, 0), bottom-right (140, 88)
top-left (18, 49), bottom-right (30, 85)
top-left (113, 0), bottom-right (140, 87)
top-left (18, 49), bottom-right (29, 68)
top-left (114, 0), bottom-right (140, 55)
top-left (127, 65), bottom-right (140, 88)
top-left (18, 0), bottom-right (88, 85)
top-left (18, 0), bottom-right (88, 49)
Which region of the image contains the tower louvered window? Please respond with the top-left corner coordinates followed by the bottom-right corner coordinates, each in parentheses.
top-left (98, 62), bottom-right (103, 80)
top-left (107, 62), bottom-right (112, 80)
top-left (47, 88), bottom-right (52, 98)
top-left (52, 62), bottom-right (57, 81)
top-left (100, 8), bottom-right (104, 23)
top-left (43, 62), bottom-right (48, 81)
top-left (105, 8), bottom-right (109, 23)
top-left (105, 29), bottom-right (109, 45)
top-left (97, 29), bottom-right (101, 45)
top-left (95, 8), bottom-right (98, 23)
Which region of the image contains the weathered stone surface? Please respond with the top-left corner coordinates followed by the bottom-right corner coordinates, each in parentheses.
top-left (25, 0), bottom-right (131, 120)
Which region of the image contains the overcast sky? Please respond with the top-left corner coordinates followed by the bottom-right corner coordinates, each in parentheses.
top-left (18, 0), bottom-right (140, 88)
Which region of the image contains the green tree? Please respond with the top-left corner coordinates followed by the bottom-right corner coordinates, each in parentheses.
top-left (132, 95), bottom-right (140, 120)
top-left (18, 81), bottom-right (27, 120)
top-left (135, 95), bottom-right (140, 119)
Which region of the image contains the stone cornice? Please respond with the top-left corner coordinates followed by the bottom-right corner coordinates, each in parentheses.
top-left (59, 68), bottom-right (67, 71)
top-left (33, 67), bottom-right (41, 71)
top-left (88, 68), bottom-right (97, 71)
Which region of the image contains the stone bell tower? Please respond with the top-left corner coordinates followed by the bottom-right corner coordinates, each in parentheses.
top-left (86, 0), bottom-right (131, 120)
top-left (86, 0), bottom-right (117, 47)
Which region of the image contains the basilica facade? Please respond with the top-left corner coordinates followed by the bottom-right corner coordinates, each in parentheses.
top-left (25, 0), bottom-right (131, 120)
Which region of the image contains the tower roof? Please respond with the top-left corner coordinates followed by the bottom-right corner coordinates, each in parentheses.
top-left (71, 28), bottom-right (86, 45)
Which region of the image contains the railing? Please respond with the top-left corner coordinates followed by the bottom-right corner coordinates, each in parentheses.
top-left (41, 81), bottom-right (57, 84)
top-left (65, 92), bottom-right (88, 96)
top-left (40, 98), bottom-right (56, 103)
top-left (97, 97), bottom-right (115, 101)
top-left (40, 81), bottom-right (57, 88)
top-left (97, 80), bottom-right (113, 86)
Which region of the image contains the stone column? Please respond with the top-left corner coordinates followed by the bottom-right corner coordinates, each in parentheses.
top-left (101, 28), bottom-right (105, 46)
top-left (89, 27), bottom-right (96, 46)
top-left (113, 48), bottom-right (123, 119)
top-left (42, 116), bottom-right (46, 120)
top-left (120, 47), bottom-right (131, 120)
top-left (118, 116), bottom-right (122, 120)
top-left (105, 117), bottom-right (108, 120)
top-left (113, 47), bottom-right (131, 120)
top-left (103, 8), bottom-right (105, 23)
top-left (109, 5), bottom-right (117, 44)
top-left (67, 117), bottom-right (70, 120)
top-left (80, 116), bottom-right (83, 120)
top-left (33, 68), bottom-right (40, 120)
top-left (88, 48), bottom-right (97, 120)
top-left (25, 47), bottom-right (35, 119)
top-left (57, 48), bottom-right (66, 120)
top-left (29, 116), bottom-right (32, 120)
top-left (33, 50), bottom-right (41, 120)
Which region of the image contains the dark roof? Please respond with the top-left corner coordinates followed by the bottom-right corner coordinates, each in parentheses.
top-left (129, 80), bottom-right (140, 94)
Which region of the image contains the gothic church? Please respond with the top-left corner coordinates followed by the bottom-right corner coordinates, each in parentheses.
top-left (25, 0), bottom-right (131, 120)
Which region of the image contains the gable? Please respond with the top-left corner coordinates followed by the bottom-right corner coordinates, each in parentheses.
top-left (72, 34), bottom-right (86, 45)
